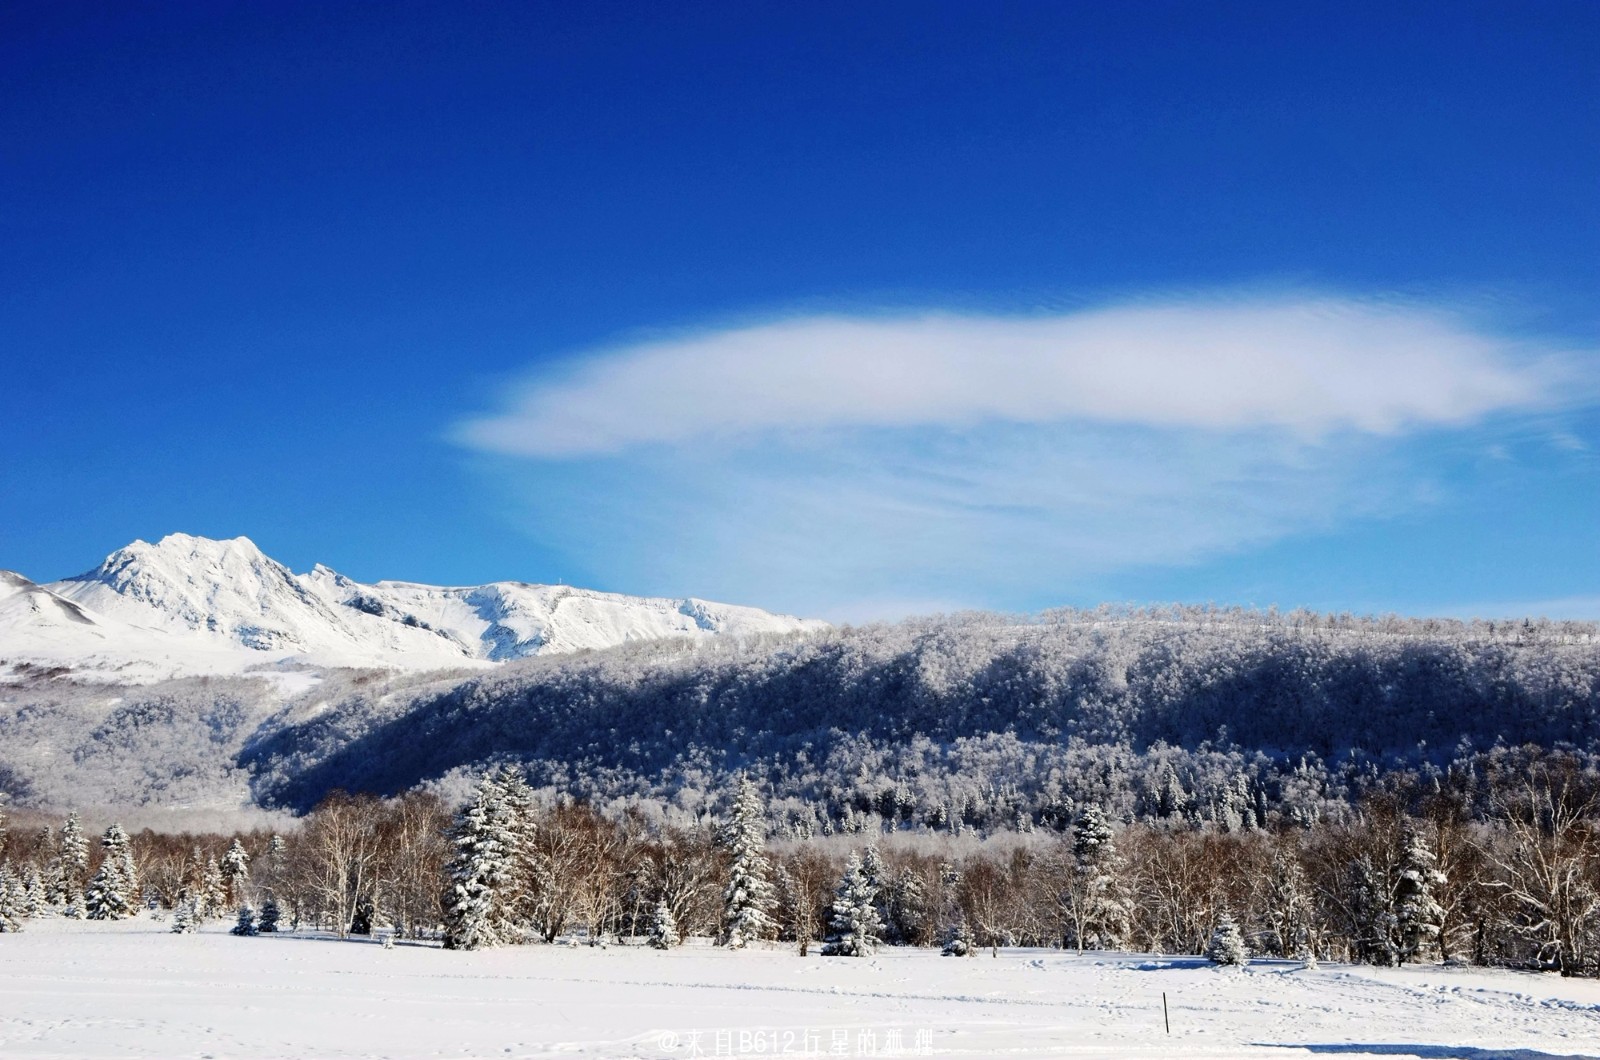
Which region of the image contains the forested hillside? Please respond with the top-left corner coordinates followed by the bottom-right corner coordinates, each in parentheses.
top-left (8, 606), bottom-right (1592, 831)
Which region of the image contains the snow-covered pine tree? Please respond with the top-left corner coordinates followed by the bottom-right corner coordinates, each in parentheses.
top-left (1349, 854), bottom-right (1398, 966)
top-left (258, 897), bottom-right (282, 933)
top-left (1205, 913), bottom-right (1249, 966)
top-left (886, 866), bottom-right (928, 946)
top-left (442, 768), bottom-right (523, 950)
top-left (1064, 804), bottom-right (1132, 952)
top-left (1395, 825), bottom-right (1445, 965)
top-left (85, 824), bottom-right (137, 921)
top-left (940, 914), bottom-right (972, 956)
top-left (0, 794), bottom-right (8, 861)
top-left (21, 865), bottom-right (44, 919)
top-left (821, 851), bottom-right (883, 957)
top-left (35, 827), bottom-right (62, 912)
top-left (647, 899), bottom-right (680, 949)
top-left (84, 859), bottom-right (128, 920)
top-left (495, 766), bottom-right (538, 915)
top-left (1265, 846), bottom-right (1315, 959)
top-left (170, 896), bottom-right (198, 934)
top-left (57, 812), bottom-right (89, 914)
top-left (719, 775), bottom-right (775, 949)
top-left (198, 855), bottom-right (226, 919)
top-left (220, 838), bottom-right (250, 907)
top-left (0, 863), bottom-right (24, 932)
top-left (230, 904), bottom-right (258, 936)
top-left (861, 845), bottom-right (892, 940)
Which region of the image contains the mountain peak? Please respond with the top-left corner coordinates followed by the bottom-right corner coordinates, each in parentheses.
top-left (5, 534), bottom-right (825, 680)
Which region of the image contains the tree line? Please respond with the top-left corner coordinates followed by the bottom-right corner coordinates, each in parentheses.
top-left (2, 748), bottom-right (1596, 976)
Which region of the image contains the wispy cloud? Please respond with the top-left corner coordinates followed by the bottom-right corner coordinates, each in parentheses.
top-left (454, 292), bottom-right (1593, 618)
top-left (458, 294), bottom-right (1578, 456)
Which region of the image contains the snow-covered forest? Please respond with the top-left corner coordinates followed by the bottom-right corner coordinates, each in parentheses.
top-left (5, 607), bottom-right (1599, 978)
top-left (3, 747), bottom-right (1598, 978)
top-left (3, 608), bottom-right (1598, 836)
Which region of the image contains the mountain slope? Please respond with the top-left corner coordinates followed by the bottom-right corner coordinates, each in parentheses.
top-left (0, 533), bottom-right (825, 681)
top-left (4, 605), bottom-right (1595, 821)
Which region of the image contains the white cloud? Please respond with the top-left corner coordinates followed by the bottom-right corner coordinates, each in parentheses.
top-left (457, 294), bottom-right (1579, 457)
top-left (454, 292), bottom-right (1594, 618)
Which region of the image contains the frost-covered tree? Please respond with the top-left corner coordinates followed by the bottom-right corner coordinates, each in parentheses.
top-left (940, 914), bottom-right (973, 956)
top-left (170, 896), bottom-right (198, 934)
top-left (1206, 913), bottom-right (1249, 966)
top-left (57, 812), bottom-right (89, 912)
top-left (196, 854), bottom-right (226, 920)
top-left (1061, 805), bottom-right (1132, 951)
top-left (442, 768), bottom-right (527, 950)
top-left (220, 838), bottom-right (251, 906)
top-left (719, 775), bottom-right (775, 949)
top-left (1265, 846), bottom-right (1315, 959)
top-left (822, 851), bottom-right (882, 957)
top-left (1395, 826), bottom-right (1445, 965)
top-left (0, 863), bottom-right (25, 932)
top-left (257, 897), bottom-right (281, 933)
top-left (20, 865), bottom-right (45, 919)
top-left (86, 824), bottom-right (137, 921)
top-left (1349, 854), bottom-right (1398, 966)
top-left (884, 866), bottom-right (929, 946)
top-left (1486, 762), bottom-right (1600, 976)
top-left (230, 904), bottom-right (258, 936)
top-left (84, 859), bottom-right (130, 920)
top-left (647, 899), bottom-right (680, 949)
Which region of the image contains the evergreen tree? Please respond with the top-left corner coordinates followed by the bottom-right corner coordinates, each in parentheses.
top-left (221, 838), bottom-right (251, 906)
top-left (861, 845), bottom-right (892, 940)
top-left (1350, 854), bottom-right (1398, 966)
top-left (21, 866), bottom-right (45, 919)
top-left (197, 855), bottom-right (226, 920)
top-left (85, 824), bottom-right (137, 921)
top-left (940, 914), bottom-right (973, 957)
top-left (719, 775), bottom-right (775, 949)
top-left (230, 904), bottom-right (258, 936)
top-left (57, 812), bottom-right (89, 912)
top-left (496, 767), bottom-right (539, 916)
top-left (442, 768), bottom-right (525, 950)
top-left (1156, 766), bottom-right (1187, 819)
top-left (0, 863), bottom-right (24, 933)
top-left (170, 896), bottom-right (198, 934)
top-left (821, 851), bottom-right (882, 957)
top-left (647, 900), bottom-right (680, 950)
top-left (1064, 805), bottom-right (1132, 951)
top-left (885, 866), bottom-right (929, 946)
top-left (1395, 825), bottom-right (1446, 965)
top-left (257, 897), bottom-right (282, 933)
top-left (1206, 913), bottom-right (1249, 966)
top-left (84, 860), bottom-right (129, 920)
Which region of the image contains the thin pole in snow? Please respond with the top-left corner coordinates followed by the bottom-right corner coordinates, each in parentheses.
top-left (1162, 992), bottom-right (1170, 1034)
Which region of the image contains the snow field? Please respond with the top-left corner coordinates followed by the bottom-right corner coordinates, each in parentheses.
top-left (2, 919), bottom-right (1598, 1059)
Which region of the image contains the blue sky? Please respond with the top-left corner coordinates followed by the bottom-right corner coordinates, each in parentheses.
top-left (3, 2), bottom-right (1596, 621)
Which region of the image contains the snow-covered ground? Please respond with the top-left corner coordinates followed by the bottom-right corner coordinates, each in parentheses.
top-left (2, 920), bottom-right (1597, 1059)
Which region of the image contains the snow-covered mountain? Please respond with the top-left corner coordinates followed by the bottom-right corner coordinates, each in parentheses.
top-left (0, 533), bottom-right (825, 681)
